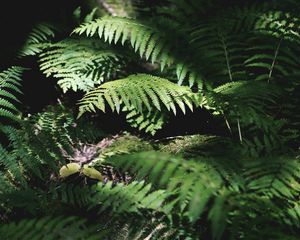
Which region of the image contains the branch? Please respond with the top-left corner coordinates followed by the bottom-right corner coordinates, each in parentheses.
top-left (97, 0), bottom-right (117, 16)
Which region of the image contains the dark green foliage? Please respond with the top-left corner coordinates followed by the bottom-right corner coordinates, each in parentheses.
top-left (105, 151), bottom-right (300, 239)
top-left (69, 0), bottom-right (300, 150)
top-left (0, 216), bottom-right (100, 240)
top-left (2, 0), bottom-right (300, 239)
top-left (0, 67), bottom-right (24, 123)
top-left (91, 181), bottom-right (168, 214)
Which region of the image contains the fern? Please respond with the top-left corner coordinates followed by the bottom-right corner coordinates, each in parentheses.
top-left (106, 152), bottom-right (224, 219)
top-left (123, 105), bottom-right (167, 135)
top-left (0, 106), bottom-right (78, 186)
top-left (38, 39), bottom-right (126, 92)
top-left (202, 80), bottom-right (287, 155)
top-left (0, 66), bottom-right (24, 123)
top-left (189, 19), bottom-right (248, 85)
top-left (18, 23), bottom-right (57, 57)
top-left (91, 180), bottom-right (169, 215)
top-left (0, 216), bottom-right (99, 240)
top-left (72, 2), bottom-right (300, 145)
top-left (104, 151), bottom-right (300, 239)
top-left (244, 157), bottom-right (300, 199)
top-left (0, 141), bottom-right (24, 186)
top-left (2, 1), bottom-right (300, 239)
top-left (207, 80), bottom-right (280, 128)
top-left (49, 183), bottom-right (95, 208)
top-left (78, 74), bottom-right (199, 117)
top-left (255, 9), bottom-right (300, 41)
top-left (73, 16), bottom-right (203, 87)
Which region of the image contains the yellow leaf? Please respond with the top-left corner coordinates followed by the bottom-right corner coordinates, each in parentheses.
top-left (82, 165), bottom-right (103, 181)
top-left (59, 163), bottom-right (81, 178)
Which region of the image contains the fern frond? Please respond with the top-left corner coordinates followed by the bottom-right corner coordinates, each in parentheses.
top-left (245, 35), bottom-right (300, 83)
top-left (50, 183), bottom-right (95, 207)
top-left (18, 23), bottom-right (57, 57)
top-left (123, 105), bottom-right (167, 135)
top-left (256, 9), bottom-right (300, 41)
top-left (190, 21), bottom-right (248, 85)
top-left (73, 16), bottom-right (203, 86)
top-left (91, 180), bottom-right (169, 215)
top-left (50, 180), bottom-right (169, 220)
top-left (106, 152), bottom-right (224, 221)
top-left (203, 80), bottom-right (281, 147)
top-left (78, 74), bottom-right (199, 117)
top-left (0, 107), bottom-right (78, 184)
top-left (244, 157), bottom-right (300, 199)
top-left (286, 201), bottom-right (300, 228)
top-left (204, 80), bottom-right (279, 128)
top-left (106, 151), bottom-right (300, 239)
top-left (39, 39), bottom-right (125, 92)
top-left (0, 143), bottom-right (24, 185)
top-left (0, 66), bottom-right (24, 123)
top-left (0, 216), bottom-right (99, 240)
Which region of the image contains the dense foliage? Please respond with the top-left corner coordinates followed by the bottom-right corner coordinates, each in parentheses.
top-left (1, 0), bottom-right (300, 239)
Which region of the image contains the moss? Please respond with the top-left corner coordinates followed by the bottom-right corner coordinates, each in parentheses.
top-left (92, 133), bottom-right (153, 165)
top-left (158, 134), bottom-right (233, 158)
top-left (103, 133), bottom-right (153, 154)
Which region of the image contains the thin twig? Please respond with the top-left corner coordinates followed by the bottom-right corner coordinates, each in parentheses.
top-left (144, 223), bottom-right (165, 240)
top-left (268, 37), bottom-right (283, 84)
top-left (97, 0), bottom-right (117, 16)
top-left (223, 113), bottom-right (232, 135)
top-left (237, 118), bottom-right (243, 143)
top-left (220, 31), bottom-right (233, 81)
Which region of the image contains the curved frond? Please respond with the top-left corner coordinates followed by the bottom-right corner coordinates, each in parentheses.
top-left (0, 216), bottom-right (99, 240)
top-left (73, 16), bottom-right (203, 87)
top-left (244, 157), bottom-right (300, 199)
top-left (0, 66), bottom-right (24, 123)
top-left (106, 152), bottom-right (224, 220)
top-left (106, 151), bottom-right (300, 239)
top-left (123, 105), bottom-right (168, 135)
top-left (18, 23), bottom-right (57, 57)
top-left (91, 180), bottom-right (169, 215)
top-left (39, 39), bottom-right (126, 92)
top-left (78, 74), bottom-right (199, 117)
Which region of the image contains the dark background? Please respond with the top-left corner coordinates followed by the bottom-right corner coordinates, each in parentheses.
top-left (0, 0), bottom-right (82, 112)
top-left (0, 0), bottom-right (81, 68)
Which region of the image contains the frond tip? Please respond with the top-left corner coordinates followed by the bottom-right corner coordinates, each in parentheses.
top-left (18, 23), bottom-right (57, 57)
top-left (123, 106), bottom-right (167, 135)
